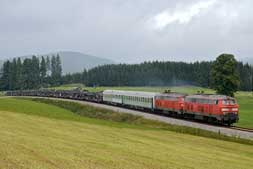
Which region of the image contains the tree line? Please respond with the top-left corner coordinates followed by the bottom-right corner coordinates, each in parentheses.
top-left (0, 54), bottom-right (252, 93)
top-left (0, 55), bottom-right (62, 90)
top-left (61, 56), bottom-right (252, 92)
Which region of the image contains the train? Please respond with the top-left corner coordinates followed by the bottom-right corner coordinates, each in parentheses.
top-left (5, 89), bottom-right (239, 125)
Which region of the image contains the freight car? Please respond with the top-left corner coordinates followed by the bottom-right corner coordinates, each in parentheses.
top-left (5, 89), bottom-right (239, 125)
top-left (6, 89), bottom-right (103, 103)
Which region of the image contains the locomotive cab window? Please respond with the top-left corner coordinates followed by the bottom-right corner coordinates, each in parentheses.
top-left (222, 99), bottom-right (236, 105)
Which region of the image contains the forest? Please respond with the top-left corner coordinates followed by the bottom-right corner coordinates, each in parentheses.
top-left (63, 60), bottom-right (252, 91)
top-left (0, 55), bottom-right (62, 90)
top-left (0, 56), bottom-right (252, 91)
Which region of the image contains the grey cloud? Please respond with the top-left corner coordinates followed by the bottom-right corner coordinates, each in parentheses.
top-left (0, 0), bottom-right (252, 63)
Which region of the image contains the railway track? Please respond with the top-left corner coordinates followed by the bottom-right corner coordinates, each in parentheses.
top-left (230, 126), bottom-right (253, 133)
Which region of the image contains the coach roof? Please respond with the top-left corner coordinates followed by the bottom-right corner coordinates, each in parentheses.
top-left (103, 90), bottom-right (158, 98)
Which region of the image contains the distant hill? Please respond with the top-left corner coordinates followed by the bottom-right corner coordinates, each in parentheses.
top-left (45, 51), bottom-right (114, 74)
top-left (1, 51), bottom-right (114, 74)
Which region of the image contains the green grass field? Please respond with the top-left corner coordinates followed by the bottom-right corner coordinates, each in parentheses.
top-left (50, 84), bottom-right (253, 128)
top-left (0, 98), bottom-right (253, 169)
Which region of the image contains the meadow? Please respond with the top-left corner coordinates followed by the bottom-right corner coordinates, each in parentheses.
top-left (51, 84), bottom-right (253, 128)
top-left (0, 97), bottom-right (252, 169)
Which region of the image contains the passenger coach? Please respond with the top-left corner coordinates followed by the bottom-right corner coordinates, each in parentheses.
top-left (103, 90), bottom-right (158, 109)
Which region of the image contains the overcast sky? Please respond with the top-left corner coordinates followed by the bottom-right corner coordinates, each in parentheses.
top-left (0, 0), bottom-right (252, 63)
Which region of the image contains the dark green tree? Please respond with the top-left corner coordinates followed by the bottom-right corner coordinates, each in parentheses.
top-left (31, 56), bottom-right (40, 89)
top-left (22, 58), bottom-right (32, 89)
top-left (0, 60), bottom-right (11, 90)
top-left (40, 56), bottom-right (47, 86)
top-left (211, 54), bottom-right (240, 97)
top-left (50, 54), bottom-right (62, 86)
top-left (16, 58), bottom-right (23, 89)
top-left (51, 55), bottom-right (57, 85)
top-left (56, 54), bottom-right (62, 78)
top-left (9, 58), bottom-right (17, 90)
top-left (46, 56), bottom-right (51, 76)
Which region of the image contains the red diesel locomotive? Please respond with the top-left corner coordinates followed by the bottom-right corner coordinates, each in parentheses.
top-left (154, 93), bottom-right (239, 125)
top-left (155, 93), bottom-right (186, 113)
top-left (184, 95), bottom-right (239, 125)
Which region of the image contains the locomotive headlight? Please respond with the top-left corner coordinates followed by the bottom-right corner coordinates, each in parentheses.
top-left (221, 108), bottom-right (229, 112)
top-left (232, 108), bottom-right (238, 111)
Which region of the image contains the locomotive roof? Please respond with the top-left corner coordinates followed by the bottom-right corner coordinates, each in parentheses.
top-left (185, 94), bottom-right (235, 100)
top-left (103, 90), bottom-right (158, 98)
top-left (157, 93), bottom-right (187, 97)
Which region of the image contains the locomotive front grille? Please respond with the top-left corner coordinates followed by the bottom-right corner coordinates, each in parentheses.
top-left (223, 113), bottom-right (239, 122)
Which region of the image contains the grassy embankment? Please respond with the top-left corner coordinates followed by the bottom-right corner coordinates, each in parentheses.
top-left (0, 97), bottom-right (252, 169)
top-left (50, 84), bottom-right (253, 128)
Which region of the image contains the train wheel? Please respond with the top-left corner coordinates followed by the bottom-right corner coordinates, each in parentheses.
top-left (207, 117), bottom-right (213, 124)
top-left (227, 122), bottom-right (232, 127)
